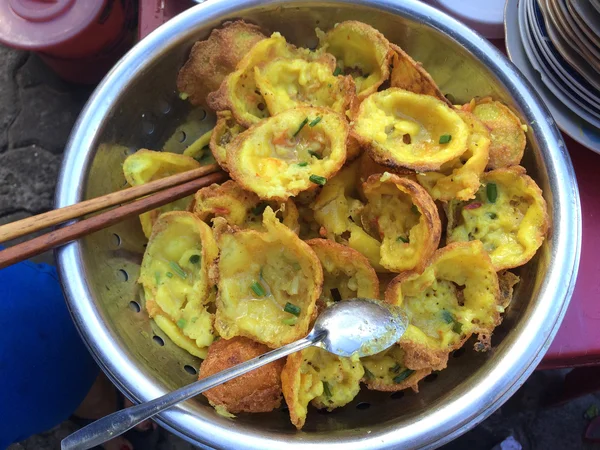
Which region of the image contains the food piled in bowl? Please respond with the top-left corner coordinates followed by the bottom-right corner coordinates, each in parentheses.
top-left (122, 20), bottom-right (549, 429)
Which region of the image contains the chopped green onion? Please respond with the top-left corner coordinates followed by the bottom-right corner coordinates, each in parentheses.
top-left (251, 202), bottom-right (268, 215)
top-left (441, 310), bottom-right (454, 324)
top-left (487, 212), bottom-right (498, 219)
top-left (284, 302), bottom-right (301, 316)
top-left (486, 183), bottom-right (498, 203)
top-left (292, 262), bottom-right (302, 271)
top-left (251, 281), bottom-right (266, 297)
top-left (439, 134), bottom-right (452, 144)
top-left (169, 261), bottom-right (187, 279)
top-left (393, 369), bottom-right (415, 384)
top-left (154, 271), bottom-right (161, 285)
top-left (396, 236), bottom-right (409, 243)
top-left (333, 67), bottom-right (342, 76)
top-left (296, 162), bottom-right (308, 167)
top-left (177, 318), bottom-right (186, 329)
top-left (309, 174), bottom-right (327, 186)
top-left (293, 118), bottom-right (309, 137)
top-left (282, 317), bottom-right (298, 326)
top-left (390, 363), bottom-right (402, 373)
top-left (309, 116), bottom-right (322, 127)
top-left (363, 367), bottom-right (375, 379)
top-left (322, 381), bottom-right (333, 397)
top-left (191, 316), bottom-right (198, 323)
top-left (189, 254), bottom-right (201, 264)
top-left (166, 272), bottom-right (174, 278)
top-left (308, 150), bottom-right (322, 160)
top-left (452, 321), bottom-right (463, 335)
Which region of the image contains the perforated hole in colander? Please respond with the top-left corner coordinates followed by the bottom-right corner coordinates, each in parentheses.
top-left (184, 365), bottom-right (198, 376)
top-left (112, 233), bottom-right (122, 247)
top-left (152, 335), bottom-right (165, 347)
top-left (117, 269), bottom-right (129, 282)
top-left (128, 301), bottom-right (141, 313)
top-left (356, 402), bottom-right (371, 410)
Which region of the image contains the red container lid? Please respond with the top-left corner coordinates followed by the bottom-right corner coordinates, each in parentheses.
top-left (0, 0), bottom-right (105, 51)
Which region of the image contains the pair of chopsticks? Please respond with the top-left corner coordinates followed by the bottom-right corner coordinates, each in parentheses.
top-left (0, 164), bottom-right (228, 269)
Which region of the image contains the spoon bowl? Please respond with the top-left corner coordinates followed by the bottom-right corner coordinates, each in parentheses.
top-left (312, 298), bottom-right (408, 358)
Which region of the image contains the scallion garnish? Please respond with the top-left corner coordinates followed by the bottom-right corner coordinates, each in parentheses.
top-left (251, 281), bottom-right (266, 297)
top-left (439, 134), bottom-right (452, 144)
top-left (189, 254), bottom-right (201, 264)
top-left (166, 272), bottom-right (174, 278)
top-left (296, 162), bottom-right (308, 167)
top-left (487, 212), bottom-right (498, 219)
top-left (396, 236), bottom-right (409, 243)
top-left (486, 183), bottom-right (498, 203)
top-left (293, 118), bottom-right (309, 137)
top-left (309, 116), bottom-right (322, 127)
top-left (282, 317), bottom-right (298, 326)
top-left (177, 318), bottom-right (186, 329)
top-left (169, 261), bottom-right (187, 279)
top-left (322, 381), bottom-right (333, 397)
top-left (284, 302), bottom-right (301, 316)
top-left (333, 67), bottom-right (342, 76)
top-left (452, 321), bottom-right (463, 335)
top-left (309, 174), bottom-right (327, 186)
top-left (308, 150), bottom-right (322, 160)
top-left (393, 369), bottom-right (415, 384)
top-left (390, 363), bottom-right (402, 373)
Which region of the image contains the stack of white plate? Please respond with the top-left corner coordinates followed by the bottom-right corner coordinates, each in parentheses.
top-left (506, 0), bottom-right (600, 153)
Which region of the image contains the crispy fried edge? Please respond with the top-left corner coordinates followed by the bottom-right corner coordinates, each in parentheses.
top-left (199, 336), bottom-right (284, 413)
top-left (255, 57), bottom-right (356, 118)
top-left (306, 238), bottom-right (380, 299)
top-left (226, 106), bottom-right (349, 201)
top-left (385, 241), bottom-right (501, 370)
top-left (363, 173), bottom-right (441, 274)
top-left (320, 20), bottom-right (392, 101)
top-left (211, 210), bottom-right (324, 347)
top-left (177, 20), bottom-right (266, 106)
top-left (362, 366), bottom-right (432, 392)
top-left (351, 89), bottom-right (469, 172)
top-left (498, 270), bottom-right (520, 310)
top-left (464, 97), bottom-right (527, 169)
top-left (281, 351), bottom-right (312, 430)
top-left (446, 166), bottom-right (550, 271)
top-left (389, 43), bottom-right (452, 106)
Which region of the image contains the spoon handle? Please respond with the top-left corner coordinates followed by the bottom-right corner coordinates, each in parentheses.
top-left (61, 333), bottom-right (322, 450)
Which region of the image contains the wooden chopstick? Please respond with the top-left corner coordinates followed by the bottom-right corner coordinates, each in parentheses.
top-left (0, 170), bottom-right (228, 269)
top-left (0, 164), bottom-right (222, 244)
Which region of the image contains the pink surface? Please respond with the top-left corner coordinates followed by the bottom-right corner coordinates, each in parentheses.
top-left (539, 137), bottom-right (600, 369)
top-left (138, 1), bottom-right (600, 369)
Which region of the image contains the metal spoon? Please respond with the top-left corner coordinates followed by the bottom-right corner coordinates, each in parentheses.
top-left (61, 298), bottom-right (408, 450)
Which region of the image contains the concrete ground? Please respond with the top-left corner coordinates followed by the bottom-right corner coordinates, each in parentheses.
top-left (1, 45), bottom-right (599, 450)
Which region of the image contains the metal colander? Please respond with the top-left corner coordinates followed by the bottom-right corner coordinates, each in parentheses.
top-left (55, 1), bottom-right (580, 448)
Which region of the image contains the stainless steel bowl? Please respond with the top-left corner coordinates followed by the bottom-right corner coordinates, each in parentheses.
top-left (55, 0), bottom-right (581, 448)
